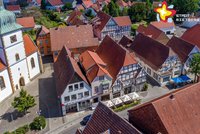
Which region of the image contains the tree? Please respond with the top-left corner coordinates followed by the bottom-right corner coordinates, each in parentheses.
top-left (41, 0), bottom-right (46, 10)
top-left (102, 5), bottom-right (109, 14)
top-left (190, 53), bottom-right (200, 83)
top-left (120, 7), bottom-right (128, 16)
top-left (62, 2), bottom-right (72, 10)
top-left (12, 89), bottom-right (36, 114)
top-left (107, 1), bottom-right (120, 17)
top-left (128, 3), bottom-right (147, 22)
top-left (142, 83), bottom-right (148, 91)
top-left (172, 0), bottom-right (199, 14)
top-left (30, 116), bottom-right (46, 130)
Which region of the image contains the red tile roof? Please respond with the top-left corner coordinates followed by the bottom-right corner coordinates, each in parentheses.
top-left (38, 26), bottom-right (50, 36)
top-left (97, 35), bottom-right (137, 83)
top-left (23, 34), bottom-right (38, 56)
top-left (54, 46), bottom-right (88, 96)
top-left (118, 35), bottom-right (133, 48)
top-left (48, 0), bottom-right (63, 6)
top-left (80, 50), bottom-right (111, 83)
top-left (167, 36), bottom-right (194, 63)
top-left (116, 0), bottom-right (128, 7)
top-left (16, 17), bottom-right (35, 29)
top-left (82, 0), bottom-right (93, 8)
top-left (6, 5), bottom-right (21, 11)
top-left (80, 102), bottom-right (141, 134)
top-left (50, 25), bottom-right (99, 51)
top-left (114, 16), bottom-right (131, 26)
top-left (93, 11), bottom-right (111, 32)
top-left (181, 24), bottom-right (200, 49)
top-left (128, 83), bottom-right (200, 134)
top-left (67, 10), bottom-right (85, 25)
top-left (130, 33), bottom-right (171, 70)
top-left (150, 21), bottom-right (175, 29)
top-left (137, 24), bottom-right (169, 45)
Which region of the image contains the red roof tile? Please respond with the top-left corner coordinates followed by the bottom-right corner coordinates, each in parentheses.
top-left (80, 102), bottom-right (141, 134)
top-left (6, 5), bottom-right (21, 11)
top-left (130, 33), bottom-right (171, 70)
top-left (181, 24), bottom-right (200, 49)
top-left (48, 0), bottom-right (63, 6)
top-left (150, 21), bottom-right (175, 29)
top-left (38, 26), bottom-right (50, 36)
top-left (118, 35), bottom-right (133, 48)
top-left (93, 11), bottom-right (111, 32)
top-left (97, 35), bottom-right (137, 83)
top-left (17, 17), bottom-right (35, 29)
top-left (23, 34), bottom-right (38, 56)
top-left (167, 36), bottom-right (194, 63)
top-left (114, 16), bottom-right (131, 26)
top-left (80, 50), bottom-right (111, 83)
top-left (128, 83), bottom-right (200, 134)
top-left (137, 24), bottom-right (169, 45)
top-left (67, 10), bottom-right (85, 25)
top-left (116, 0), bottom-right (128, 7)
top-left (82, 0), bottom-right (93, 8)
top-left (54, 46), bottom-right (88, 96)
top-left (50, 25), bottom-right (99, 51)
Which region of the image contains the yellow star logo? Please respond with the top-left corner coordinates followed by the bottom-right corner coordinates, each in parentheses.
top-left (154, 1), bottom-right (176, 22)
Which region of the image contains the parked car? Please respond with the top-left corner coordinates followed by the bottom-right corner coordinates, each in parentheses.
top-left (82, 114), bottom-right (92, 125)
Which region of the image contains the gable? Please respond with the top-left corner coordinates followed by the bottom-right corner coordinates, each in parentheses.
top-left (102, 18), bottom-right (117, 32)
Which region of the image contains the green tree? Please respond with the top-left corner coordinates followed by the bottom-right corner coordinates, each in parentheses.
top-left (190, 53), bottom-right (200, 83)
top-left (12, 89), bottom-right (36, 114)
top-left (30, 116), bottom-right (46, 130)
top-left (41, 0), bottom-right (46, 9)
top-left (173, 0), bottom-right (199, 14)
top-left (120, 7), bottom-right (128, 16)
top-left (62, 2), bottom-right (72, 10)
top-left (128, 3), bottom-right (147, 22)
top-left (102, 5), bottom-right (109, 14)
top-left (107, 1), bottom-right (120, 17)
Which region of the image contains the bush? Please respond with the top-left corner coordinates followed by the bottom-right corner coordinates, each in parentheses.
top-left (113, 100), bottom-right (141, 112)
top-left (30, 116), bottom-right (46, 130)
top-left (142, 83), bottom-right (148, 91)
top-left (4, 124), bottom-right (30, 134)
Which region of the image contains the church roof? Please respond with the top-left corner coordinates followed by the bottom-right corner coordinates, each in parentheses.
top-left (0, 4), bottom-right (22, 34)
top-left (23, 34), bottom-right (38, 56)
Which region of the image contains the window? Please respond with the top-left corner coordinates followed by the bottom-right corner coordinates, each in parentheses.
top-left (78, 93), bottom-right (83, 99)
top-left (99, 76), bottom-right (104, 81)
top-left (71, 94), bottom-right (77, 100)
top-left (95, 86), bottom-right (98, 93)
top-left (80, 83), bottom-right (84, 89)
top-left (45, 40), bottom-right (48, 44)
top-left (30, 58), bottom-right (35, 68)
top-left (64, 96), bottom-right (70, 102)
top-left (102, 83), bottom-right (109, 90)
top-left (163, 76), bottom-right (170, 82)
top-left (0, 76), bottom-right (5, 90)
top-left (15, 53), bottom-right (20, 61)
top-left (147, 68), bottom-right (151, 75)
top-left (153, 73), bottom-right (158, 80)
top-left (10, 35), bottom-right (17, 43)
top-left (84, 91), bottom-right (89, 97)
top-left (74, 84), bottom-right (78, 90)
top-left (69, 85), bottom-right (73, 92)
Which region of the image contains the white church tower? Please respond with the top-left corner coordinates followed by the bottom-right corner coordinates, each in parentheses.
top-left (0, 1), bottom-right (41, 102)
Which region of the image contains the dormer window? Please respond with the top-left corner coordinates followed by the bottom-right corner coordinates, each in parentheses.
top-left (10, 35), bottom-right (17, 43)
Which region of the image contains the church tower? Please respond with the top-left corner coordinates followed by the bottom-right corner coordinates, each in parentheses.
top-left (0, 1), bottom-right (30, 91)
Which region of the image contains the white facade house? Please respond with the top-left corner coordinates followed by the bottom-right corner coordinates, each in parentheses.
top-left (54, 46), bottom-right (92, 115)
top-left (61, 81), bottom-right (91, 115)
top-left (0, 6), bottom-right (41, 102)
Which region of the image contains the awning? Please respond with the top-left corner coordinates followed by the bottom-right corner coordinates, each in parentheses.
top-left (111, 98), bottom-right (123, 106)
top-left (120, 95), bottom-right (131, 102)
top-left (103, 100), bottom-right (114, 107)
top-left (128, 92), bottom-right (140, 100)
top-left (172, 75), bottom-right (191, 84)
